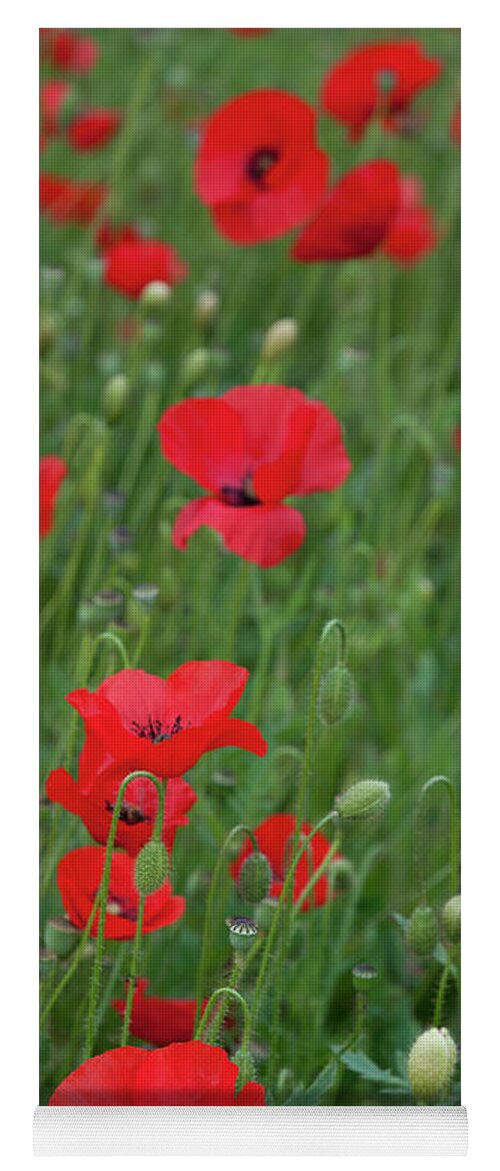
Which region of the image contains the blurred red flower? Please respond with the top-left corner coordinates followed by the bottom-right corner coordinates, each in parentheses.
top-left (231, 813), bottom-right (341, 911)
top-left (113, 979), bottom-right (204, 1045)
top-left (158, 385), bottom-right (351, 567)
top-left (66, 663), bottom-right (267, 776)
top-left (103, 235), bottom-right (188, 298)
top-left (194, 89), bottom-right (329, 244)
top-left (57, 846), bottom-right (185, 940)
top-left (40, 80), bottom-right (71, 139)
top-left (46, 748), bottom-right (196, 856)
top-left (68, 109), bottom-right (122, 151)
top-left (381, 176), bottom-right (439, 265)
top-left (39, 455), bottom-right (68, 537)
top-left (321, 40), bottom-right (442, 140)
top-left (49, 1041), bottom-right (265, 1105)
top-left (40, 173), bottom-right (107, 225)
top-left (451, 104), bottom-right (461, 146)
top-left (41, 29), bottom-right (99, 73)
top-left (293, 160), bottom-right (400, 262)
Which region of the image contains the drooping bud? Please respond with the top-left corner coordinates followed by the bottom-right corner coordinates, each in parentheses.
top-left (407, 907), bottom-right (439, 957)
top-left (102, 374), bottom-right (129, 423)
top-left (317, 665), bottom-right (354, 727)
top-left (226, 916), bottom-right (259, 952)
top-left (407, 1028), bottom-right (457, 1103)
top-left (261, 318), bottom-right (298, 362)
top-left (336, 779), bottom-right (391, 820)
top-left (441, 895), bottom-right (460, 943)
top-left (134, 840), bottom-right (169, 895)
top-left (255, 897), bottom-right (278, 933)
top-left (352, 963), bottom-right (379, 993)
top-left (44, 917), bottom-right (81, 960)
top-left (237, 851), bottom-right (273, 905)
top-left (233, 1046), bottom-right (256, 1093)
top-left (140, 280), bottom-right (171, 308)
top-left (195, 289), bottom-right (219, 327)
top-left (329, 856), bottom-right (354, 894)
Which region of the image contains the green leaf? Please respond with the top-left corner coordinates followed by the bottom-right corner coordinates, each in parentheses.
top-left (339, 1051), bottom-right (406, 1088)
top-left (284, 1062), bottom-right (338, 1105)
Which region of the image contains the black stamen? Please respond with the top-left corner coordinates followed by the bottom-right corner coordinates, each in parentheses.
top-left (246, 147), bottom-right (279, 187)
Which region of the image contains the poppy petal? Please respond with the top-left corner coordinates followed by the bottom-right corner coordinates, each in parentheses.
top-left (158, 398), bottom-right (246, 494)
top-left (172, 498), bottom-right (306, 567)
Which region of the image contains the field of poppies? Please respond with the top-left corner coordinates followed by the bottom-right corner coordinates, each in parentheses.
top-left (40, 27), bottom-right (461, 1109)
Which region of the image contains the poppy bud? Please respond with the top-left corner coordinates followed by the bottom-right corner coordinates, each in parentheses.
top-left (407, 1027), bottom-right (457, 1103)
top-left (140, 280), bottom-right (171, 308)
top-left (237, 851), bottom-right (273, 905)
top-left (40, 310), bottom-right (57, 355)
top-left (233, 1046), bottom-right (256, 1092)
top-left (182, 347), bottom-right (210, 387)
top-left (102, 374), bottom-right (129, 423)
top-left (92, 589), bottom-right (125, 623)
top-left (226, 916), bottom-right (259, 952)
top-left (352, 963), bottom-right (379, 993)
top-left (44, 917), bottom-right (81, 960)
top-left (442, 895), bottom-right (461, 944)
top-left (407, 906), bottom-right (439, 957)
top-left (329, 856), bottom-right (354, 894)
top-left (134, 840), bottom-right (169, 895)
top-left (195, 289), bottom-right (219, 326)
top-left (132, 583), bottom-right (159, 610)
top-left (261, 317), bottom-right (298, 362)
top-left (255, 897), bottom-right (278, 933)
top-left (317, 665), bottom-right (354, 726)
top-left (336, 779), bottom-right (391, 820)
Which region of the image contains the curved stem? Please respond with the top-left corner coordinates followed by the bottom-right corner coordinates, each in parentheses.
top-left (291, 836), bottom-right (340, 917)
top-left (194, 823), bottom-right (259, 1031)
top-left (94, 630), bottom-right (130, 670)
top-left (419, 776), bottom-right (459, 900)
top-left (195, 983), bottom-right (252, 1051)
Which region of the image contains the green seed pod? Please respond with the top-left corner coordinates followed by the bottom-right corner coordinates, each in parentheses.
top-left (255, 897), bottom-right (278, 933)
top-left (44, 917), bottom-right (81, 960)
top-left (336, 779), bottom-right (391, 820)
top-left (237, 852), bottom-right (273, 905)
top-left (134, 841), bottom-right (169, 895)
top-left (407, 1028), bottom-right (457, 1103)
top-left (352, 963), bottom-right (379, 993)
top-left (182, 347), bottom-right (210, 387)
top-left (442, 895), bottom-right (461, 944)
top-left (329, 856), bottom-right (354, 894)
top-left (92, 589), bottom-right (125, 623)
top-left (226, 916), bottom-right (258, 952)
top-left (317, 665), bottom-right (354, 727)
top-left (261, 317), bottom-right (298, 362)
top-left (195, 289), bottom-right (219, 326)
top-left (132, 583), bottom-right (159, 610)
top-left (140, 280), bottom-right (171, 308)
top-left (102, 374), bottom-right (129, 423)
top-left (407, 907), bottom-right (439, 957)
top-left (233, 1046), bottom-right (256, 1092)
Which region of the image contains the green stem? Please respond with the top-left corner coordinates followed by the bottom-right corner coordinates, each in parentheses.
top-left (433, 959), bottom-right (451, 1028)
top-left (194, 824), bottom-right (259, 1031)
top-left (40, 896), bottom-right (99, 1027)
top-left (223, 561), bottom-right (251, 660)
top-left (419, 776), bottom-right (459, 900)
top-left (120, 895), bottom-right (146, 1046)
top-left (291, 836), bottom-right (341, 917)
top-left (94, 630), bottom-right (130, 670)
top-left (195, 982), bottom-right (252, 1051)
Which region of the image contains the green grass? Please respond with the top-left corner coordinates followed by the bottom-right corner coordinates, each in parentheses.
top-left (40, 28), bottom-right (460, 1106)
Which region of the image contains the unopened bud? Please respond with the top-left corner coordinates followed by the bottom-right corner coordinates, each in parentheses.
top-left (407, 1028), bottom-right (457, 1103)
top-left (140, 280), bottom-right (171, 308)
top-left (233, 1046), bottom-right (256, 1092)
top-left (336, 779), bottom-right (391, 820)
top-left (255, 897), bottom-right (278, 933)
top-left (226, 916), bottom-right (258, 951)
top-left (44, 917), bottom-right (81, 960)
top-left (442, 895), bottom-right (460, 944)
top-left (407, 907), bottom-right (439, 957)
top-left (195, 289), bottom-right (219, 326)
top-left (134, 840), bottom-right (169, 895)
top-left (237, 851), bottom-right (273, 905)
top-left (102, 374), bottom-right (129, 423)
top-left (318, 665), bottom-right (354, 726)
top-left (182, 347), bottom-right (209, 387)
top-left (261, 317), bottom-right (298, 362)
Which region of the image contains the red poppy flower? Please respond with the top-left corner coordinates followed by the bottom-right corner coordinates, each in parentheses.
top-left (57, 846), bottom-right (185, 940)
top-left (381, 176), bottom-right (438, 265)
top-left (40, 80), bottom-right (71, 139)
top-left (103, 234), bottom-right (188, 298)
top-left (292, 161), bottom-right (400, 262)
top-left (68, 109), bottom-right (122, 151)
top-left (231, 813), bottom-right (342, 911)
top-left (39, 455), bottom-right (68, 537)
top-left (158, 385), bottom-right (351, 567)
top-left (46, 744), bottom-right (197, 856)
top-left (40, 173), bottom-right (108, 225)
top-left (451, 104), bottom-right (461, 146)
top-left (41, 29), bottom-right (99, 74)
top-left (49, 1041), bottom-right (265, 1106)
top-left (194, 89), bottom-right (329, 244)
top-left (321, 40), bottom-right (442, 141)
top-left (66, 662), bottom-right (267, 776)
top-left (113, 979), bottom-right (202, 1045)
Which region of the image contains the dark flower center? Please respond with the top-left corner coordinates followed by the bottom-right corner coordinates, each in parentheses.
top-left (219, 474), bottom-right (261, 508)
top-left (129, 714), bottom-right (187, 742)
top-left (104, 799), bottom-right (151, 826)
top-left (246, 147), bottom-right (279, 187)
top-left (107, 894), bottom-right (137, 922)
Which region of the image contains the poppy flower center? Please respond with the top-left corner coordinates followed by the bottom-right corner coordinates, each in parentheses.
top-left (106, 895), bottom-right (137, 922)
top-left (219, 474), bottom-right (261, 508)
top-left (129, 714), bottom-right (187, 741)
top-left (246, 147), bottom-right (280, 187)
top-left (104, 799), bottom-right (150, 826)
